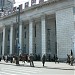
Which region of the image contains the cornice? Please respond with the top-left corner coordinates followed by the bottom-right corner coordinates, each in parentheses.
top-left (0, 0), bottom-right (65, 19)
top-left (0, 0), bottom-right (74, 21)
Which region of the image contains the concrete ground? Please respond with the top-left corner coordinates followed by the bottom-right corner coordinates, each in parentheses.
top-left (0, 60), bottom-right (74, 75)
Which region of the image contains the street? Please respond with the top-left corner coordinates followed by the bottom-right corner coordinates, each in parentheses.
top-left (0, 60), bottom-right (74, 75)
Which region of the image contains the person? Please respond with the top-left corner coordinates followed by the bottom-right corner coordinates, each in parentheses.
top-left (70, 55), bottom-right (74, 66)
top-left (29, 54), bottom-right (34, 67)
top-left (10, 55), bottom-right (13, 63)
top-left (42, 54), bottom-right (46, 67)
top-left (15, 55), bottom-right (19, 65)
top-left (0, 55), bottom-right (1, 61)
top-left (37, 54), bottom-right (40, 61)
top-left (67, 54), bottom-right (70, 65)
top-left (55, 55), bottom-right (59, 63)
top-left (54, 54), bottom-right (55, 62)
top-left (3, 55), bottom-right (5, 61)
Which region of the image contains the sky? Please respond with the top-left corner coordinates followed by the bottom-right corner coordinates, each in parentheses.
top-left (14, 0), bottom-right (29, 7)
top-left (14, 0), bottom-right (47, 7)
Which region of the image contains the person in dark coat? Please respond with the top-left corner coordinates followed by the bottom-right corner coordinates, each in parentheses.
top-left (3, 55), bottom-right (5, 61)
top-left (55, 55), bottom-right (59, 63)
top-left (10, 55), bottom-right (13, 63)
top-left (0, 55), bottom-right (1, 61)
top-left (67, 54), bottom-right (70, 65)
top-left (29, 54), bottom-right (34, 67)
top-left (42, 54), bottom-right (46, 67)
top-left (70, 55), bottom-right (74, 66)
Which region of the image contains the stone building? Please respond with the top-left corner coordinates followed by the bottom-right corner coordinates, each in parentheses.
top-left (0, 0), bottom-right (15, 11)
top-left (0, 0), bottom-right (75, 60)
top-left (0, 0), bottom-right (15, 17)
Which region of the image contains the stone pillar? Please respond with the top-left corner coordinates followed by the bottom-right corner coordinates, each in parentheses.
top-left (29, 19), bottom-right (33, 55)
top-left (41, 15), bottom-right (46, 56)
top-left (2, 26), bottom-right (6, 55)
top-left (0, 34), bottom-right (2, 55)
top-left (10, 25), bottom-right (14, 55)
top-left (19, 22), bottom-right (23, 54)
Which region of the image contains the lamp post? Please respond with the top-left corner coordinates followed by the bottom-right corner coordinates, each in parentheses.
top-left (15, 6), bottom-right (20, 65)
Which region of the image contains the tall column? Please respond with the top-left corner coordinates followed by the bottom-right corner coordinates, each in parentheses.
top-left (41, 15), bottom-right (46, 56)
top-left (0, 34), bottom-right (2, 55)
top-left (29, 19), bottom-right (33, 55)
top-left (10, 25), bottom-right (14, 55)
top-left (19, 22), bottom-right (23, 54)
top-left (2, 26), bottom-right (6, 55)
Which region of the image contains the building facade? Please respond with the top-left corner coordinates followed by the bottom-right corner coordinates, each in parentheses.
top-left (0, 0), bottom-right (75, 60)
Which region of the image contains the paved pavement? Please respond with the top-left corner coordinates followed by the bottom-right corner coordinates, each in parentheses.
top-left (0, 60), bottom-right (74, 75)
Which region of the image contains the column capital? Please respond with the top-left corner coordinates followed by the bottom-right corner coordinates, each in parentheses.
top-left (3, 25), bottom-right (6, 29)
top-left (41, 13), bottom-right (46, 19)
top-left (29, 16), bottom-right (34, 22)
top-left (10, 24), bottom-right (14, 27)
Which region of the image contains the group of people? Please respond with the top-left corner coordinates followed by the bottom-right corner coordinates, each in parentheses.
top-left (0, 54), bottom-right (47, 67)
top-left (3, 55), bottom-right (14, 63)
top-left (0, 52), bottom-right (74, 67)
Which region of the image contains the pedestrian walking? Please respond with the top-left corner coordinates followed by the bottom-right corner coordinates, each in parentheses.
top-left (0, 55), bottom-right (1, 61)
top-left (29, 54), bottom-right (34, 67)
top-left (55, 55), bottom-right (59, 64)
top-left (42, 54), bottom-right (46, 67)
top-left (10, 55), bottom-right (13, 63)
top-left (70, 55), bottom-right (74, 66)
top-left (3, 55), bottom-right (5, 61)
top-left (67, 54), bottom-right (70, 65)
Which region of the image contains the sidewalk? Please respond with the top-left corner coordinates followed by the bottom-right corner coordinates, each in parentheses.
top-left (0, 60), bottom-right (74, 70)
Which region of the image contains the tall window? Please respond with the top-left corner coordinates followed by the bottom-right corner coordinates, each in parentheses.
top-left (24, 26), bottom-right (26, 29)
top-left (25, 44), bottom-right (26, 53)
top-left (8, 34), bottom-right (10, 41)
top-left (17, 28), bottom-right (19, 38)
top-left (35, 25), bottom-right (36, 37)
top-left (25, 32), bottom-right (26, 38)
top-left (8, 30), bottom-right (10, 41)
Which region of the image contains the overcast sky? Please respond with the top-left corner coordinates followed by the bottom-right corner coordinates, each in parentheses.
top-left (14, 0), bottom-right (47, 7)
top-left (14, 0), bottom-right (29, 6)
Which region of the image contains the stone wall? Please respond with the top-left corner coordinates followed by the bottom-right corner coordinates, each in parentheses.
top-left (56, 7), bottom-right (74, 59)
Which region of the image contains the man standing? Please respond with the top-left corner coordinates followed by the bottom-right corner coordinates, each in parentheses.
top-left (30, 54), bottom-right (34, 67)
top-left (42, 54), bottom-right (46, 67)
top-left (70, 55), bottom-right (74, 66)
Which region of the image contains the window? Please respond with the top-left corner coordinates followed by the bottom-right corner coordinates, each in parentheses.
top-left (8, 34), bottom-right (10, 41)
top-left (24, 44), bottom-right (26, 53)
top-left (8, 30), bottom-right (10, 41)
top-left (25, 32), bottom-right (26, 38)
top-left (35, 25), bottom-right (36, 37)
top-left (24, 26), bottom-right (26, 29)
top-left (16, 29), bottom-right (19, 38)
